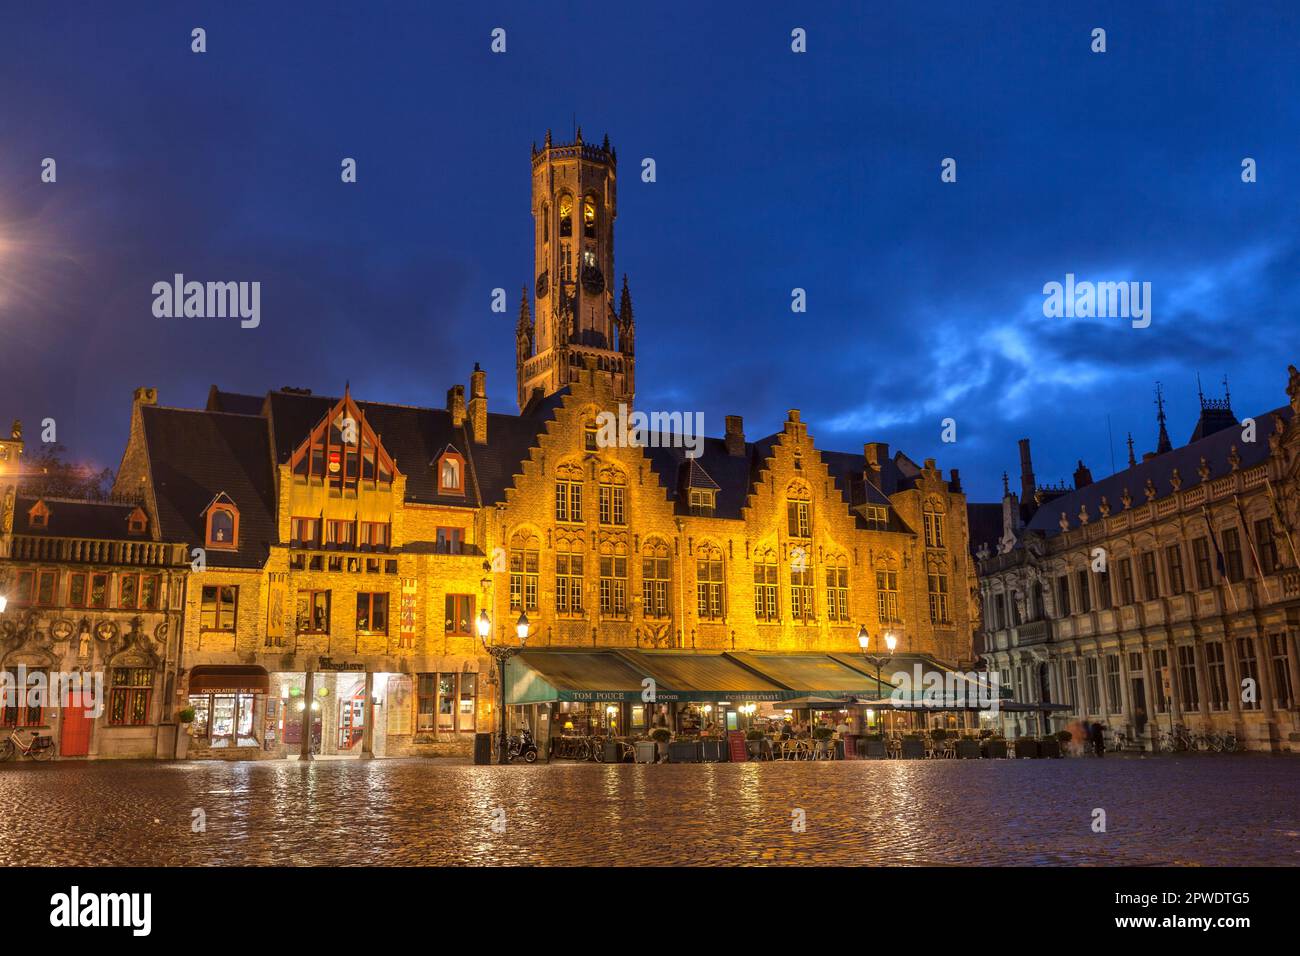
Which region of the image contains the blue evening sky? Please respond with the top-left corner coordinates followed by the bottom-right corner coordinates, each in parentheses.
top-left (3, 1), bottom-right (1299, 501)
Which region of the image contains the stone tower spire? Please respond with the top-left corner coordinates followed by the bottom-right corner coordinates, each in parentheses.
top-left (1154, 382), bottom-right (1173, 455)
top-left (618, 274), bottom-right (635, 356)
top-left (516, 287), bottom-right (534, 372)
top-left (517, 130), bottom-right (633, 411)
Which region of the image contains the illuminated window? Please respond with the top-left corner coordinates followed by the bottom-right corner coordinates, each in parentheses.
top-left (204, 497), bottom-right (240, 550)
top-left (356, 593), bottom-right (389, 634)
top-left (786, 500), bottom-right (810, 539)
top-left (876, 570), bottom-right (899, 622)
top-left (558, 193), bottom-right (573, 237)
top-left (697, 545), bottom-right (725, 620)
top-left (27, 500), bottom-right (50, 529)
top-left (108, 668), bottom-right (153, 726)
top-left (438, 452), bottom-right (464, 494)
top-left (296, 590), bottom-right (330, 634)
top-left (642, 541), bottom-right (670, 619)
top-left (688, 489), bottom-right (715, 517)
top-left (200, 585), bottom-right (238, 631)
top-left (556, 544), bottom-right (584, 616)
top-left (825, 562), bottom-right (849, 622)
top-left (599, 554), bottom-right (627, 616)
top-left (583, 196), bottom-right (597, 238)
top-left (753, 550), bottom-right (778, 621)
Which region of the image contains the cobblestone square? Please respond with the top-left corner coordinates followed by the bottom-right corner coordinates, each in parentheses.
top-left (2, 755), bottom-right (1296, 866)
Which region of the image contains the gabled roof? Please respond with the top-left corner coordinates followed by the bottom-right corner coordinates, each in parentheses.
top-left (1026, 404), bottom-right (1291, 535)
top-left (140, 405), bottom-right (277, 568)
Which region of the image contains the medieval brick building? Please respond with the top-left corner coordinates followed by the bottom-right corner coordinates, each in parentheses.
top-left (0, 133), bottom-right (975, 759)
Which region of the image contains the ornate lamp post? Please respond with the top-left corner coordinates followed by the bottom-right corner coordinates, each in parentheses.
top-left (479, 609), bottom-right (530, 764)
top-left (858, 625), bottom-right (897, 735)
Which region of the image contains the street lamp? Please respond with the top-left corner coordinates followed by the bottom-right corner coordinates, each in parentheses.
top-left (480, 609), bottom-right (530, 764)
top-left (858, 626), bottom-right (898, 736)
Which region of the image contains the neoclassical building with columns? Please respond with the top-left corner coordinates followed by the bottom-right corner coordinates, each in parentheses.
top-left (975, 377), bottom-right (1300, 751)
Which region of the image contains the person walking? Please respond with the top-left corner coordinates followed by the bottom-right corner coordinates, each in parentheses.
top-left (1091, 721), bottom-right (1105, 757)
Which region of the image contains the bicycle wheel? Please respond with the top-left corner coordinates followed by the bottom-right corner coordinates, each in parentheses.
top-left (1222, 734), bottom-right (1238, 752)
top-left (32, 744), bottom-right (55, 761)
top-left (0, 740), bottom-right (14, 761)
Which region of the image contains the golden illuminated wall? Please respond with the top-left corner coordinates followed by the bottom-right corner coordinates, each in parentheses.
top-left (485, 365), bottom-right (974, 662)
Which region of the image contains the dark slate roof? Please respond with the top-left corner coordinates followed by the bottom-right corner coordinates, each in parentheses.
top-left (198, 387), bottom-right (940, 529)
top-left (206, 388), bottom-right (266, 417)
top-left (13, 496), bottom-right (145, 540)
top-left (1026, 404), bottom-right (1291, 535)
top-left (643, 437), bottom-right (760, 518)
top-left (214, 387), bottom-right (568, 509)
top-left (683, 457), bottom-right (720, 490)
top-left (967, 502), bottom-right (1005, 555)
top-left (141, 406), bottom-right (278, 568)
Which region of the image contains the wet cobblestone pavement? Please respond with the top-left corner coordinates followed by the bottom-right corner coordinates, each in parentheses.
top-left (2, 755), bottom-right (1297, 866)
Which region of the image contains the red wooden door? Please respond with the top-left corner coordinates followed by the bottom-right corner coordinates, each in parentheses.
top-left (60, 703), bottom-right (94, 757)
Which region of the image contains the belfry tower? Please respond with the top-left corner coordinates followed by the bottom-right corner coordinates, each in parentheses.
top-left (516, 128), bottom-right (635, 410)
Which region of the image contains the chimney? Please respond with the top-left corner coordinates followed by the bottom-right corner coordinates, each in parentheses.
top-left (468, 363), bottom-right (487, 444)
top-left (949, 468), bottom-right (962, 492)
top-left (724, 415), bottom-right (745, 456)
top-left (1018, 438), bottom-right (1035, 504)
top-left (446, 385), bottom-right (465, 429)
top-left (1073, 459), bottom-right (1093, 489)
top-left (864, 442), bottom-right (888, 468)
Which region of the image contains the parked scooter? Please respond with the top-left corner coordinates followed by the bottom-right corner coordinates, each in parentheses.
top-left (506, 728), bottom-right (539, 763)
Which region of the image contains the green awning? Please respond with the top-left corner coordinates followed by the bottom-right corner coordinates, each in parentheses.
top-left (616, 650), bottom-right (790, 702)
top-left (729, 652), bottom-right (894, 698)
top-left (506, 651), bottom-right (657, 704)
top-left (832, 653), bottom-right (1004, 708)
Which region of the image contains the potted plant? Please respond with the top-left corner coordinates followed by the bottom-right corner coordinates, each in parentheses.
top-left (981, 734), bottom-right (1008, 759)
top-left (861, 732), bottom-right (888, 759)
top-left (955, 734), bottom-right (981, 759)
top-left (649, 727), bottom-right (671, 763)
top-left (1014, 736), bottom-right (1041, 759)
top-left (175, 706), bottom-right (196, 759)
top-left (1038, 734), bottom-right (1062, 758)
top-left (900, 733), bottom-right (926, 759)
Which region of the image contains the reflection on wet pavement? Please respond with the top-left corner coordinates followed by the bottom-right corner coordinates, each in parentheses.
top-left (2, 756), bottom-right (1297, 866)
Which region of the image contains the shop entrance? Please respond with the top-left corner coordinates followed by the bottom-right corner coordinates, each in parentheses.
top-left (335, 673), bottom-right (366, 752)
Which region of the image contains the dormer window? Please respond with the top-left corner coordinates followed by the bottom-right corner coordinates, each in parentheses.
top-left (688, 488), bottom-right (716, 517)
top-left (436, 448), bottom-right (465, 495)
top-left (27, 500), bottom-right (51, 529)
top-left (127, 506), bottom-right (148, 536)
top-left (202, 494), bottom-right (240, 550)
top-left (864, 505), bottom-right (888, 530)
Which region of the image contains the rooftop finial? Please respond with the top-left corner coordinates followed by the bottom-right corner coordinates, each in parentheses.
top-left (1154, 382), bottom-right (1172, 454)
top-left (1126, 432), bottom-right (1136, 468)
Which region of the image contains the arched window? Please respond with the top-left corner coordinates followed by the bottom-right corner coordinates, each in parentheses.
top-left (540, 202), bottom-right (550, 245)
top-left (558, 193), bottom-right (573, 237)
top-left (697, 544), bottom-right (725, 621)
top-left (583, 195), bottom-right (597, 238)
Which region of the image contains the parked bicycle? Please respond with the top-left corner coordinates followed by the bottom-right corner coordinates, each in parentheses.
top-left (0, 728), bottom-right (56, 761)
